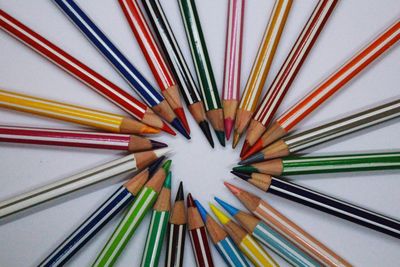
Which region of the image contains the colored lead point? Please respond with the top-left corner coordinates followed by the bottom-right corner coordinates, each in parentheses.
top-left (170, 118), bottom-right (191, 139)
top-left (215, 130), bottom-right (226, 147)
top-left (199, 121), bottom-right (215, 148)
top-left (174, 107), bottom-right (191, 134)
top-left (224, 118), bottom-right (234, 141)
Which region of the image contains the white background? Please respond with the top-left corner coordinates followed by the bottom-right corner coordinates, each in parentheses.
top-left (0, 0), bottom-right (399, 266)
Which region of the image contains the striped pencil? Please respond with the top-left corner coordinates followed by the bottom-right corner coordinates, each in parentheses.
top-left (0, 89), bottom-right (158, 135)
top-left (53, 0), bottom-right (190, 139)
top-left (0, 9), bottom-right (172, 134)
top-left (225, 183), bottom-right (351, 267)
top-left (142, 0), bottom-right (214, 147)
top-left (241, 0), bottom-right (338, 156)
top-left (39, 157), bottom-right (164, 267)
top-left (141, 171), bottom-right (172, 267)
top-left (242, 99), bottom-right (400, 162)
top-left (231, 173), bottom-right (400, 238)
top-left (118, 0), bottom-right (190, 133)
top-left (249, 20), bottom-right (400, 151)
top-left (232, 0), bottom-right (292, 148)
top-left (165, 181), bottom-right (186, 267)
top-left (210, 204), bottom-right (278, 267)
top-left (93, 160), bottom-right (171, 266)
top-left (195, 200), bottom-right (250, 267)
top-left (187, 194), bottom-right (214, 267)
top-left (222, 0), bottom-right (246, 140)
top-left (0, 148), bottom-right (169, 219)
top-left (0, 125), bottom-right (167, 152)
top-left (215, 197), bottom-right (322, 267)
top-left (234, 152), bottom-right (400, 176)
top-left (178, 0), bottom-right (225, 146)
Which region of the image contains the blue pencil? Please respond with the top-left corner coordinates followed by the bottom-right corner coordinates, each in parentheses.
top-left (194, 200), bottom-right (249, 267)
top-left (52, 0), bottom-right (189, 138)
top-left (215, 197), bottom-right (321, 267)
top-left (38, 157), bottom-right (164, 266)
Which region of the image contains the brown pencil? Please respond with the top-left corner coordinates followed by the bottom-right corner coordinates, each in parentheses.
top-left (165, 181), bottom-right (186, 267)
top-left (226, 183), bottom-right (351, 267)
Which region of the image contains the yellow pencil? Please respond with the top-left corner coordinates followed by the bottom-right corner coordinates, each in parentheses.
top-left (210, 203), bottom-right (278, 267)
top-left (233, 0), bottom-right (292, 148)
top-left (0, 89), bottom-right (159, 135)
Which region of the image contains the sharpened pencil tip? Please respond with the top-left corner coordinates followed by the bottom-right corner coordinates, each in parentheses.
top-left (215, 130), bottom-right (225, 147)
top-left (161, 122), bottom-right (176, 136)
top-left (187, 193), bottom-right (195, 207)
top-left (209, 203), bottom-right (230, 225)
top-left (224, 182), bottom-right (242, 195)
top-left (214, 197), bottom-right (239, 216)
top-left (150, 139), bottom-right (168, 149)
top-left (148, 156), bottom-right (165, 177)
top-left (164, 172), bottom-right (172, 189)
top-left (162, 160), bottom-right (172, 173)
top-left (232, 165), bottom-right (256, 173)
top-left (231, 171), bottom-right (251, 181)
top-left (142, 125), bottom-right (161, 134)
top-left (232, 131), bottom-right (240, 149)
top-left (194, 200), bottom-right (207, 222)
top-left (240, 141), bottom-right (250, 158)
top-left (224, 118), bottom-right (234, 140)
top-left (175, 181), bottom-right (184, 201)
top-left (174, 107), bottom-right (190, 134)
top-left (170, 118), bottom-right (191, 139)
top-left (199, 121), bottom-right (214, 148)
top-left (242, 139), bottom-right (263, 160)
top-left (240, 152), bottom-right (264, 165)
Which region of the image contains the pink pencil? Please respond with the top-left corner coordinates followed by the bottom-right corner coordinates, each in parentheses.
top-left (222, 0), bottom-right (246, 140)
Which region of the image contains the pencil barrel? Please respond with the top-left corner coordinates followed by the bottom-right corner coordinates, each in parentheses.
top-left (165, 224), bottom-right (186, 267)
top-left (215, 237), bottom-right (249, 267)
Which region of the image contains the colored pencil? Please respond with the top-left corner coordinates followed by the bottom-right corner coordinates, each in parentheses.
top-left (93, 160), bottom-right (171, 266)
top-left (251, 20), bottom-right (400, 149)
top-left (165, 181), bottom-right (186, 267)
top-left (210, 204), bottom-right (278, 267)
top-left (53, 0), bottom-right (190, 139)
top-left (235, 152), bottom-right (400, 176)
top-left (0, 9), bottom-right (173, 134)
top-left (241, 0), bottom-right (338, 156)
top-left (118, 0), bottom-right (190, 133)
top-left (0, 89), bottom-right (158, 135)
top-left (142, 0), bottom-right (214, 147)
top-left (140, 171), bottom-right (172, 267)
top-left (0, 149), bottom-right (169, 220)
top-left (0, 125), bottom-right (167, 152)
top-left (215, 197), bottom-right (321, 267)
top-left (225, 183), bottom-right (351, 267)
top-left (231, 173), bottom-right (400, 238)
top-left (195, 200), bottom-right (250, 267)
top-left (242, 99), bottom-right (400, 162)
top-left (178, 0), bottom-right (225, 146)
top-left (38, 158), bottom-right (164, 267)
top-left (232, 0), bottom-right (292, 148)
top-left (222, 0), bottom-right (246, 140)
top-left (187, 193), bottom-right (214, 267)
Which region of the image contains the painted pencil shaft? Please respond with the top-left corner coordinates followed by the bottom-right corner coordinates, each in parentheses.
top-left (215, 197), bottom-right (320, 267)
top-left (0, 10), bottom-right (170, 132)
top-left (0, 125), bottom-right (167, 152)
top-left (142, 0), bottom-right (214, 146)
top-left (0, 149), bottom-right (169, 219)
top-left (222, 0), bottom-right (245, 139)
top-left (53, 0), bottom-right (189, 138)
top-left (118, 0), bottom-right (189, 132)
top-left (260, 20), bottom-right (400, 147)
top-left (178, 0), bottom-right (225, 146)
top-left (226, 184), bottom-right (351, 267)
top-left (39, 161), bottom-right (163, 267)
top-left (0, 89), bottom-right (157, 134)
top-left (243, 99), bottom-right (400, 162)
top-left (233, 0), bottom-right (292, 147)
top-left (93, 160), bottom-right (170, 266)
top-left (243, 0), bottom-right (338, 153)
top-left (140, 172), bottom-right (171, 267)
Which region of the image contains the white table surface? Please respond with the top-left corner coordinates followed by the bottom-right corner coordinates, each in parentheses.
top-left (0, 0), bottom-right (399, 266)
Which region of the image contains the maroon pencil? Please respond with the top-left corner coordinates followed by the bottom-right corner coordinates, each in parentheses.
top-left (241, 0), bottom-right (338, 158)
top-left (187, 193), bottom-right (214, 267)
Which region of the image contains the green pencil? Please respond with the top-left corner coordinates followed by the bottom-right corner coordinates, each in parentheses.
top-left (140, 171), bottom-right (172, 267)
top-left (93, 160), bottom-right (172, 266)
top-left (178, 0), bottom-right (225, 146)
top-left (234, 152), bottom-right (400, 176)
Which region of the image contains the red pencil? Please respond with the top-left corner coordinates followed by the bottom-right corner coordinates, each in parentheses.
top-left (245, 19), bottom-right (400, 157)
top-left (187, 193), bottom-right (214, 267)
top-left (241, 0), bottom-right (338, 157)
top-left (0, 9), bottom-right (174, 135)
top-left (119, 0), bottom-right (190, 133)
